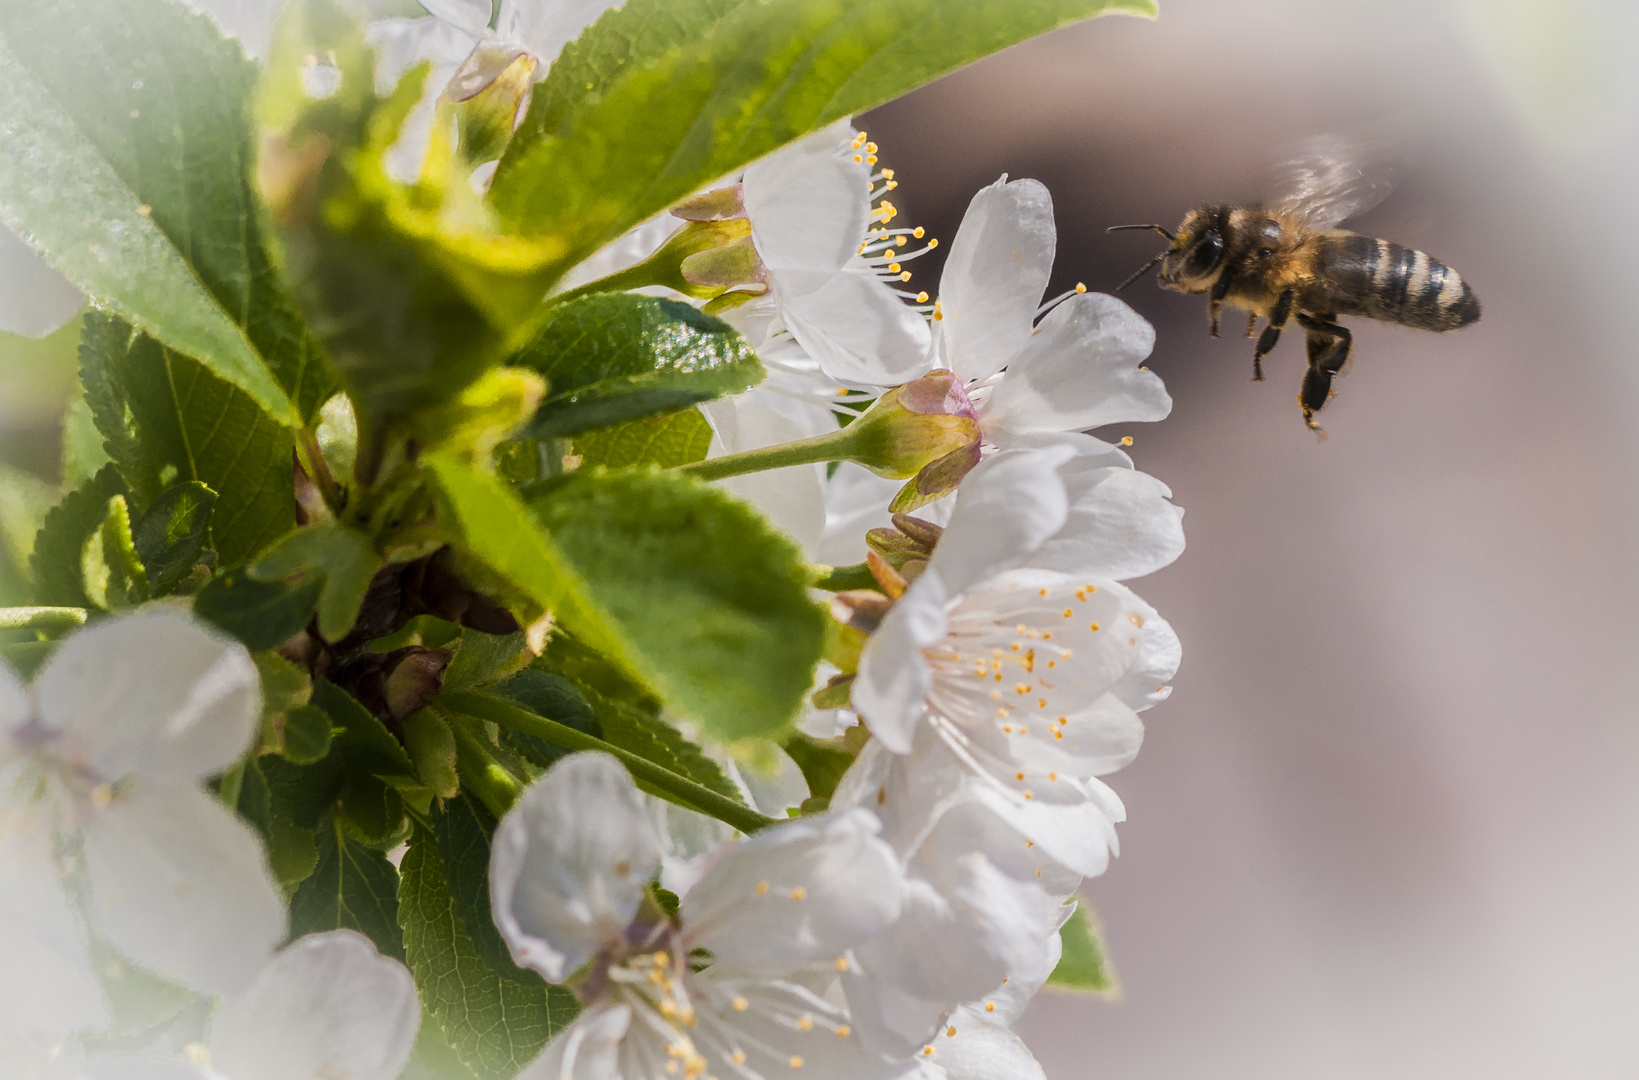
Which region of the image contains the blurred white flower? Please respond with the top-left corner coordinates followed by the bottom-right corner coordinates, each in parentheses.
top-left (850, 447), bottom-right (1181, 878)
top-left (69, 930), bottom-right (420, 1080)
top-left (931, 177), bottom-right (1171, 454)
top-left (0, 611), bottom-right (283, 1035)
top-left (907, 932), bottom-right (1061, 1080)
top-left (0, 224), bottom-right (84, 339)
top-left (490, 752), bottom-right (908, 1080)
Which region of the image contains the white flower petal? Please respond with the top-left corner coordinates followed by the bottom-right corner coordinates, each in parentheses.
top-left (853, 574), bottom-right (946, 754)
top-left (419, 0), bottom-right (492, 37)
top-left (927, 448), bottom-right (1074, 597)
top-left (933, 178), bottom-right (1055, 385)
top-left (1032, 463), bottom-right (1185, 582)
top-left (684, 809), bottom-right (902, 975)
top-left (502, 0), bottom-right (631, 76)
top-left (0, 225), bottom-right (84, 339)
top-left (702, 397), bottom-right (827, 555)
top-left (814, 462), bottom-right (903, 568)
top-left (691, 974), bottom-right (886, 1080)
top-left (980, 292), bottom-right (1167, 438)
top-left (0, 788), bottom-right (108, 1034)
top-left (80, 782), bottom-right (284, 997)
top-left (34, 611), bottom-right (259, 786)
top-left (781, 268), bottom-right (933, 387)
top-left (967, 776), bottom-right (1124, 879)
top-left (490, 752), bottom-right (661, 982)
top-left (1105, 592), bottom-right (1180, 713)
top-left (930, 1016), bottom-right (1045, 1080)
top-left (744, 121), bottom-right (868, 283)
top-left (516, 1002), bottom-right (631, 1080)
top-left (210, 930), bottom-right (419, 1080)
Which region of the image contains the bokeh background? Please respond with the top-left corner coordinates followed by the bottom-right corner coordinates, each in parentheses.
top-left (3, 0), bottom-right (1636, 1076)
top-left (862, 1), bottom-right (1639, 1077)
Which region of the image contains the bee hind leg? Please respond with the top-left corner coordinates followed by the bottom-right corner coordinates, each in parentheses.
top-left (1251, 288), bottom-right (1296, 383)
top-left (1245, 312), bottom-right (1259, 338)
top-left (1295, 314), bottom-right (1352, 438)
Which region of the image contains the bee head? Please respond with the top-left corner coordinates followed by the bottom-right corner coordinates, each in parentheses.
top-left (1157, 207), bottom-right (1229, 293)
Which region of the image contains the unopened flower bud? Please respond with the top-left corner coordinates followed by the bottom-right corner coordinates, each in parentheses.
top-left (838, 370), bottom-right (981, 479)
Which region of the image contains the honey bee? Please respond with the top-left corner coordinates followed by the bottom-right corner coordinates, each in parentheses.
top-left (1110, 134), bottom-right (1480, 436)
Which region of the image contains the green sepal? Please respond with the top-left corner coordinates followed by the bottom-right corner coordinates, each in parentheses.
top-left (1048, 899), bottom-right (1120, 997)
top-left (250, 522), bottom-right (383, 643)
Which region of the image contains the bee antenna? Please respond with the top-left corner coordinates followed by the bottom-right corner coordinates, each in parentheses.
top-left (1114, 251), bottom-right (1168, 292)
top-left (1107, 223), bottom-right (1177, 242)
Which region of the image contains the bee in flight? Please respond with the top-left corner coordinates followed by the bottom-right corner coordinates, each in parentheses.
top-left (1109, 134), bottom-right (1480, 436)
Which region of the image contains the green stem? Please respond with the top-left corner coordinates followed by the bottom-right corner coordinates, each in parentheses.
top-left (441, 690), bottom-right (778, 834)
top-left (678, 426), bottom-right (858, 484)
top-left (0, 606), bottom-right (87, 632)
top-left (810, 563), bottom-right (877, 592)
top-left (448, 713), bottom-right (523, 820)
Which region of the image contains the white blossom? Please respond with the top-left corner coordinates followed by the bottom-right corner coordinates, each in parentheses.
top-left (908, 932), bottom-right (1061, 1080)
top-left (491, 752), bottom-right (909, 1080)
top-left (0, 611), bottom-right (283, 1035)
top-left (65, 930), bottom-right (420, 1080)
top-left (850, 446), bottom-right (1182, 878)
top-left (930, 177), bottom-right (1170, 455)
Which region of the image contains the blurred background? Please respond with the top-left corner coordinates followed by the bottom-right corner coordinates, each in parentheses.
top-left (3, 0), bottom-right (1636, 1075)
top-left (862, 1), bottom-right (1639, 1077)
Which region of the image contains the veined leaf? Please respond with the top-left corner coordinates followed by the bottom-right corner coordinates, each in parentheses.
top-left (528, 468), bottom-right (826, 743)
top-left (1048, 899), bottom-right (1119, 997)
top-left (491, 0), bottom-right (1153, 277)
top-left (0, 0), bottom-right (337, 425)
top-left (290, 820), bottom-right (406, 962)
top-left (82, 494), bottom-right (148, 610)
top-left (30, 464), bottom-right (126, 608)
top-left (80, 315), bottom-right (296, 566)
top-left (514, 294), bottom-right (763, 439)
top-left (193, 565), bottom-right (323, 651)
top-left (400, 823), bottom-right (579, 1080)
top-left (572, 408), bottom-right (714, 469)
top-left (130, 481), bottom-right (217, 596)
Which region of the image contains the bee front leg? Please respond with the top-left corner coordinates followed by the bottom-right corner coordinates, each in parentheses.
top-left (1245, 312), bottom-right (1259, 338)
top-left (1295, 314), bottom-right (1353, 438)
top-left (1207, 267), bottom-right (1234, 337)
top-left (1251, 288), bottom-right (1296, 383)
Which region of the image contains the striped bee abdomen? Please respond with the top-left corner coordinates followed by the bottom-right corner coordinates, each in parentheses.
top-left (1310, 232), bottom-right (1480, 332)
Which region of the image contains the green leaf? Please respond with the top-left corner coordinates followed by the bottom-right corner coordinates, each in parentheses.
top-left (590, 691), bottom-right (744, 804)
top-left (290, 820), bottom-right (406, 961)
top-left (433, 796), bottom-right (547, 985)
top-left (130, 481), bottom-right (217, 596)
top-left (281, 704), bottom-right (336, 766)
top-left (193, 565), bottom-right (322, 651)
top-left (514, 294), bottom-right (763, 439)
top-left (250, 522), bottom-right (382, 644)
top-left (782, 731), bottom-right (856, 802)
top-left (403, 709), bottom-right (460, 799)
top-left (400, 823), bottom-right (580, 1080)
top-left (572, 408), bottom-right (714, 469)
top-left (31, 465), bottom-right (127, 608)
top-left (1048, 899), bottom-right (1119, 997)
top-left (0, 462), bottom-right (55, 599)
top-left (60, 392), bottom-right (110, 492)
top-left (82, 494), bottom-right (148, 610)
top-left (442, 629), bottom-right (531, 694)
top-left (490, 0), bottom-right (1153, 276)
top-left (80, 314), bottom-right (296, 567)
top-left (238, 758), bottom-right (323, 890)
top-left (0, 0), bottom-right (336, 424)
top-left (0, 607), bottom-right (87, 633)
top-left (314, 677), bottom-right (415, 777)
top-left (490, 668), bottom-right (599, 769)
top-left (528, 469), bottom-right (826, 743)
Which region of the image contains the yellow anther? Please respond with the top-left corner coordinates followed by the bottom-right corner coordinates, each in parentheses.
top-left (1016, 772), bottom-right (1026, 781)
top-left (895, 235), bottom-right (908, 245)
top-left (1062, 608), bottom-right (1073, 618)
top-left (1038, 699), bottom-right (1047, 708)
top-left (916, 291), bottom-right (929, 303)
top-left (882, 168), bottom-right (895, 178)
top-left (1076, 282), bottom-right (1087, 293)
top-left (1039, 587), bottom-right (1050, 597)
top-left (1048, 772), bottom-right (1058, 781)
top-left (797, 1017), bottom-right (814, 1031)
top-left (1058, 716), bottom-right (1068, 725)
top-left (836, 1026), bottom-right (852, 1038)
top-left (1121, 436), bottom-right (1133, 446)
top-left (899, 271), bottom-right (912, 281)
top-left (884, 249), bottom-right (897, 259)
top-left (90, 784), bottom-right (114, 809)
top-left (1015, 683), bottom-right (1030, 695)
top-left (985, 1002), bottom-right (996, 1012)
top-left (886, 179), bottom-right (898, 190)
top-left (922, 1047), bottom-right (936, 1057)
top-left (836, 956), bottom-right (849, 971)
top-left (865, 142), bottom-right (878, 153)
top-left (1002, 724), bottom-right (1013, 732)
top-left (789, 1057), bottom-right (805, 1069)
top-left (654, 951), bottom-right (670, 967)
top-left (866, 155), bottom-right (878, 165)
top-left (1090, 622), bottom-right (1101, 632)
top-left (756, 881), bottom-right (770, 896)
top-left (733, 1051), bottom-right (748, 1065)
top-left (1024, 790), bottom-right (1034, 799)
top-left (928, 238), bottom-right (939, 248)
top-left (1128, 611), bottom-right (1145, 627)
top-left (913, 226), bottom-right (925, 237)
top-left (1011, 643), bottom-right (1022, 652)
top-left (853, 154), bottom-right (863, 163)
top-left (888, 263), bottom-right (901, 273)
top-left (790, 886), bottom-right (808, 901)
top-left (947, 1027), bottom-right (957, 1037)
top-left (732, 997), bottom-right (749, 1012)
top-left (1054, 730), bottom-right (1064, 740)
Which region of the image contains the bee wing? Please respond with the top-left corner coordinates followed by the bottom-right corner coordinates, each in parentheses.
top-left (1265, 130), bottom-right (1407, 231)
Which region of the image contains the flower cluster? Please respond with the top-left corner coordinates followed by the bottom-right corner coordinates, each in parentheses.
top-left (0, 0), bottom-right (1182, 1078)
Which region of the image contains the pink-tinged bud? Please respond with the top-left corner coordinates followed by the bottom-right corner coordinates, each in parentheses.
top-left (681, 236), bottom-right (765, 288)
top-left (841, 370), bottom-right (981, 480)
top-left (889, 440), bottom-right (982, 514)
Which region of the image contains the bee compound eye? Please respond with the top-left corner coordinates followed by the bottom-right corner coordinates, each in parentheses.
top-left (1189, 232), bottom-right (1224, 274)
